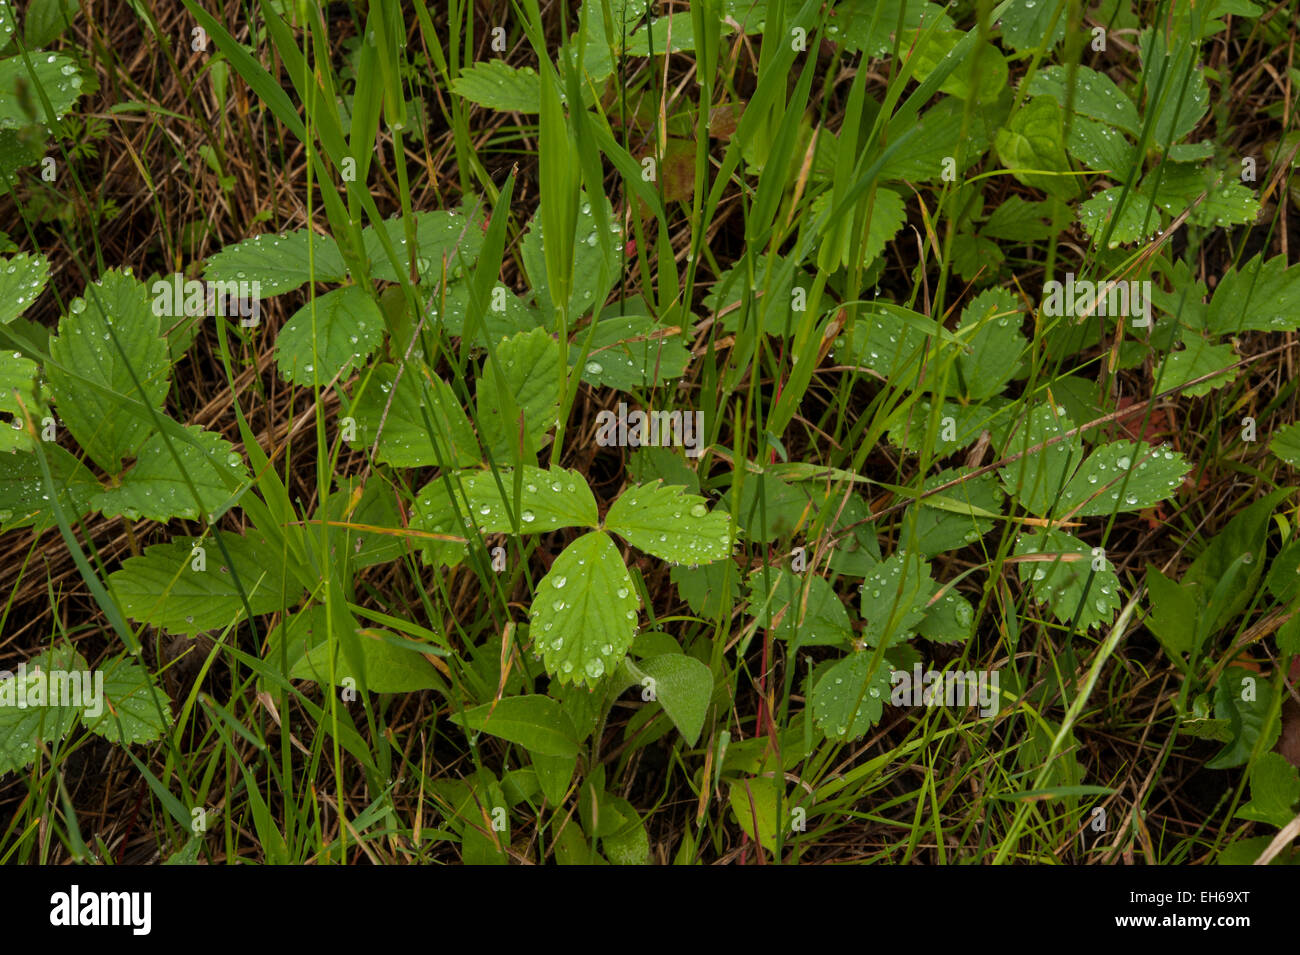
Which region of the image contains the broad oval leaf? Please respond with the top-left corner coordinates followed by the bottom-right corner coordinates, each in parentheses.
top-left (633, 653), bottom-right (714, 746)
top-left (530, 530), bottom-right (640, 688)
top-left (46, 270), bottom-right (170, 474)
top-left (275, 285), bottom-right (385, 386)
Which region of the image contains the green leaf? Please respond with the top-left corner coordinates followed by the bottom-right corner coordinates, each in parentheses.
top-left (290, 627), bottom-right (442, 693)
top-left (450, 60), bottom-right (541, 113)
top-left (91, 423), bottom-right (248, 522)
top-left (204, 228), bottom-right (347, 296)
top-left (520, 190), bottom-right (620, 319)
top-left (0, 444), bottom-right (98, 531)
top-left (748, 569), bottom-right (854, 649)
top-left (415, 465), bottom-right (598, 538)
top-left (901, 469), bottom-right (1002, 556)
top-left (605, 480), bottom-right (734, 564)
top-left (109, 532), bottom-right (302, 636)
top-left (887, 396), bottom-right (1014, 456)
top-left (81, 654), bottom-right (173, 745)
top-left (23, 0), bottom-right (77, 47)
top-left (860, 550), bottom-right (937, 646)
top-left (1206, 253), bottom-right (1300, 335)
top-left (529, 531), bottom-right (640, 687)
top-left (916, 587), bottom-right (975, 643)
top-left (1270, 422), bottom-right (1300, 469)
top-left (1016, 528), bottom-right (1121, 631)
top-left (1066, 116), bottom-right (1138, 173)
top-left (1144, 563), bottom-right (1204, 659)
top-left (0, 51), bottom-right (82, 128)
top-left (1146, 163), bottom-right (1259, 229)
top-left (1155, 337), bottom-right (1237, 397)
top-left (1078, 186), bottom-right (1164, 247)
top-left (810, 186), bottom-right (907, 272)
top-left (363, 210), bottom-right (483, 284)
top-left (997, 404), bottom-right (1086, 516)
top-left (572, 312), bottom-right (692, 391)
top-left (451, 694), bottom-right (581, 756)
top-left (348, 363), bottom-right (480, 468)
top-left (1058, 440), bottom-right (1190, 517)
top-left (477, 327), bottom-right (561, 462)
top-left (836, 303), bottom-right (937, 380)
top-left (1028, 66), bottom-right (1141, 135)
top-left (1209, 665), bottom-right (1279, 769)
top-left (598, 795), bottom-right (651, 865)
top-left (1237, 752), bottom-right (1300, 827)
top-left (727, 775), bottom-right (783, 853)
top-left (671, 562), bottom-right (741, 618)
top-left (954, 287), bottom-right (1025, 400)
top-left (982, 195), bottom-right (1061, 242)
top-left (994, 95), bottom-right (1077, 199)
top-left (833, 0), bottom-right (951, 57)
top-left (0, 251), bottom-right (50, 324)
top-left (811, 651), bottom-right (892, 741)
top-left (631, 653), bottom-right (713, 746)
top-left (0, 347), bottom-right (41, 452)
top-left (997, 0), bottom-right (1066, 52)
top-left (703, 253), bottom-right (815, 337)
top-left (315, 477), bottom-right (406, 569)
top-left (433, 281), bottom-right (542, 345)
top-left (1140, 28), bottom-right (1209, 148)
top-left (46, 270), bottom-right (170, 473)
top-left (0, 2), bottom-right (13, 46)
top-left (0, 644), bottom-right (85, 773)
top-left (275, 285), bottom-right (385, 386)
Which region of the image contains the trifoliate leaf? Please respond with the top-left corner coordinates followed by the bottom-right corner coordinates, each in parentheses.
top-left (91, 423), bottom-right (248, 522)
top-left (748, 568), bottom-right (854, 648)
top-left (605, 480), bottom-right (734, 564)
top-left (204, 229), bottom-right (347, 296)
top-left (415, 465), bottom-right (598, 537)
top-left (451, 60), bottom-right (542, 113)
top-left (860, 550), bottom-right (937, 647)
top-left (572, 313), bottom-right (691, 391)
top-left (1027, 65), bottom-right (1141, 135)
top-left (109, 533), bottom-right (303, 636)
top-left (275, 285), bottom-right (385, 386)
top-left (1058, 440), bottom-right (1190, 517)
top-left (477, 326), bottom-right (561, 462)
top-left (1016, 528), bottom-right (1120, 631)
top-left (46, 270), bottom-right (170, 474)
top-left (530, 530), bottom-right (640, 688)
top-left (81, 654), bottom-right (173, 745)
top-left (0, 52), bottom-right (82, 128)
top-left (449, 695), bottom-right (581, 757)
top-left (811, 651), bottom-right (892, 741)
top-left (348, 362), bottom-right (480, 468)
top-left (994, 95), bottom-right (1077, 199)
top-left (1155, 337), bottom-right (1238, 397)
top-left (0, 251), bottom-right (49, 324)
top-left (0, 644), bottom-right (86, 774)
top-left (631, 653), bottom-right (714, 746)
